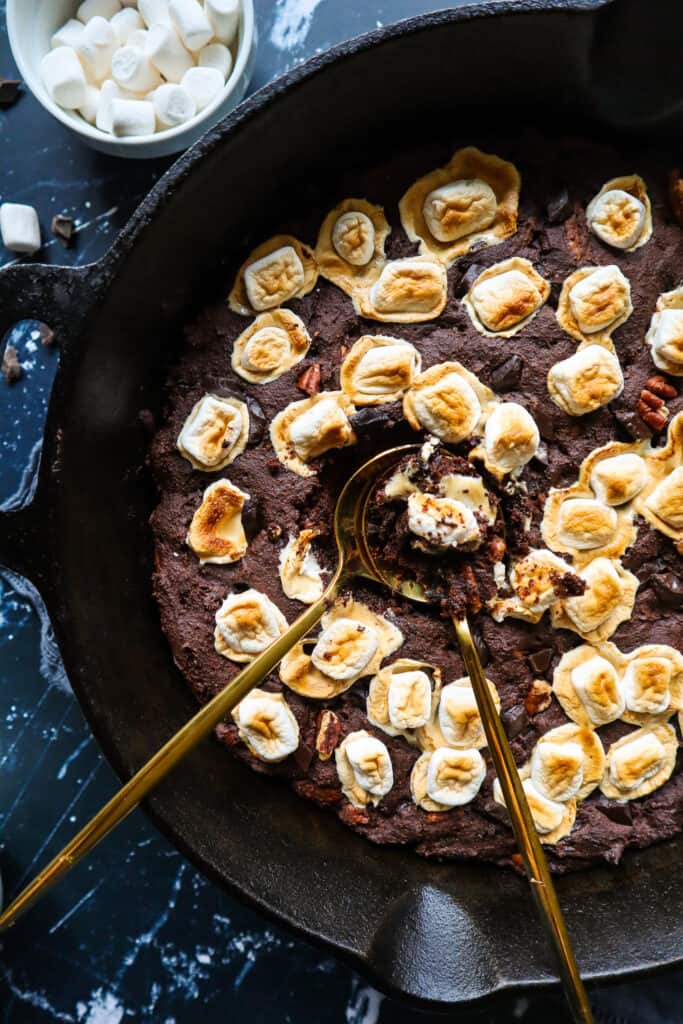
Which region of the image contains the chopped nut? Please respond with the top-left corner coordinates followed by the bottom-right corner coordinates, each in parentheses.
top-left (487, 536), bottom-right (506, 562)
top-left (524, 678), bottom-right (552, 716)
top-left (511, 853), bottom-right (524, 869)
top-left (267, 524), bottom-right (283, 542)
top-left (668, 170), bottom-right (683, 226)
top-left (297, 362), bottom-right (321, 395)
top-left (315, 709), bottom-right (341, 760)
top-left (646, 375), bottom-right (677, 400)
top-left (51, 214), bottom-right (74, 248)
top-left (1, 344), bottom-right (22, 384)
top-left (639, 389), bottom-right (665, 411)
top-left (637, 400), bottom-right (668, 432)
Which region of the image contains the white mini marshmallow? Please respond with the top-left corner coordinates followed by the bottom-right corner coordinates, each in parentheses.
top-left (78, 83), bottom-right (101, 123)
top-left (138, 0), bottom-right (172, 27)
top-left (96, 79), bottom-right (126, 132)
top-left (112, 45), bottom-right (162, 93)
top-left (76, 16), bottom-right (119, 82)
top-left (51, 19), bottom-right (86, 50)
top-left (169, 0), bottom-right (213, 51)
top-left (110, 7), bottom-right (144, 45)
top-left (126, 28), bottom-right (149, 49)
top-left (110, 97), bottom-right (156, 136)
top-left (181, 66), bottom-right (224, 110)
top-left (152, 83), bottom-right (196, 125)
top-left (198, 42), bottom-right (233, 79)
top-left (40, 47), bottom-right (88, 109)
top-left (205, 0), bottom-right (240, 44)
top-left (120, 0), bottom-right (139, 6)
top-left (146, 23), bottom-right (194, 82)
top-left (0, 203), bottom-right (41, 255)
top-left (77, 0), bottom-right (122, 22)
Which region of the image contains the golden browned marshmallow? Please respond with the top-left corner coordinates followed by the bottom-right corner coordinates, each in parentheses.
top-left (177, 393), bottom-right (249, 471)
top-left (186, 479), bottom-right (249, 564)
top-left (547, 344), bottom-right (624, 416)
top-left (228, 234), bottom-right (318, 315)
top-left (423, 747), bottom-right (486, 807)
top-left (600, 724), bottom-right (677, 801)
top-left (407, 492), bottom-right (481, 550)
top-left (552, 642), bottom-right (625, 727)
top-left (464, 258), bottom-right (550, 337)
top-left (646, 288), bottom-right (683, 376)
top-left (359, 256), bottom-right (448, 323)
top-left (623, 657), bottom-right (672, 716)
top-left (403, 361), bottom-right (494, 443)
top-left (270, 391), bottom-right (356, 477)
top-left (232, 689), bottom-right (299, 762)
top-left (586, 175), bottom-right (652, 251)
top-left (556, 498), bottom-right (618, 550)
top-left (478, 401), bottom-right (540, 476)
top-left (367, 659), bottom-right (440, 738)
top-left (231, 309), bottom-right (311, 384)
top-left (315, 198), bottom-right (390, 300)
top-left (335, 730), bottom-right (394, 808)
top-left (399, 146), bottom-right (520, 265)
top-left (644, 467), bottom-right (683, 531)
top-left (417, 677), bottom-right (500, 752)
top-left (311, 617), bottom-right (378, 681)
top-left (280, 596), bottom-right (404, 699)
top-left (532, 723), bottom-right (606, 801)
top-left (590, 453), bottom-right (647, 505)
top-left (214, 588), bottom-right (288, 663)
top-left (552, 557), bottom-right (638, 642)
top-left (278, 529), bottom-right (324, 604)
top-left (491, 549), bottom-right (573, 623)
top-left (493, 776), bottom-right (576, 844)
top-left (340, 335), bottom-right (420, 406)
top-left (556, 266), bottom-right (632, 347)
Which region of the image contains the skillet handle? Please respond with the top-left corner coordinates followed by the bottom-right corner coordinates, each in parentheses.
top-left (0, 261), bottom-right (94, 583)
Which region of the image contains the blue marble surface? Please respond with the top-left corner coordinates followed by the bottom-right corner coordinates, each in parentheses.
top-left (0, 2), bottom-right (681, 1021)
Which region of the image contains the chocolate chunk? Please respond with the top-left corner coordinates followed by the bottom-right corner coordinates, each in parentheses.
top-left (1, 344), bottom-right (22, 384)
top-left (242, 498), bottom-right (263, 540)
top-left (51, 214), bottom-right (75, 248)
top-left (651, 573), bottom-right (683, 608)
top-left (489, 354), bottom-right (523, 393)
top-left (349, 406), bottom-right (391, 434)
top-left (452, 263), bottom-right (483, 299)
top-left (39, 323), bottom-right (56, 347)
top-left (546, 188), bottom-right (572, 224)
top-left (245, 396), bottom-right (266, 446)
top-left (528, 648), bottom-right (553, 674)
top-left (598, 802), bottom-right (633, 827)
top-left (613, 406), bottom-right (651, 441)
top-left (0, 79), bottom-right (21, 108)
top-left (502, 704), bottom-right (527, 739)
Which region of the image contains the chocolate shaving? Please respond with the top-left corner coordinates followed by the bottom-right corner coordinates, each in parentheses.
top-left (51, 214), bottom-right (75, 248)
top-left (0, 78), bottom-right (21, 108)
top-left (1, 344), bottom-right (22, 384)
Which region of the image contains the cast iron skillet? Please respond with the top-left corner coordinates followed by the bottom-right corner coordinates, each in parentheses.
top-left (1, 0), bottom-right (683, 1010)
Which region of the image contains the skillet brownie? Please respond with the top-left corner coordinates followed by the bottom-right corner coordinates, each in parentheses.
top-left (150, 136), bottom-right (683, 872)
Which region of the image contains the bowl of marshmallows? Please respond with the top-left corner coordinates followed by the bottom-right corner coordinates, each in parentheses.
top-left (7, 0), bottom-right (256, 158)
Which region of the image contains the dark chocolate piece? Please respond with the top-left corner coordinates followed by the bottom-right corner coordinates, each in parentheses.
top-left (0, 78), bottom-right (21, 107)
top-left (546, 188), bottom-right (572, 224)
top-left (51, 214), bottom-right (75, 248)
top-left (489, 354), bottom-right (523, 393)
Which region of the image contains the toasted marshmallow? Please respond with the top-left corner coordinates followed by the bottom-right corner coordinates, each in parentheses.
top-left (438, 472), bottom-right (495, 522)
top-left (586, 176), bottom-right (652, 251)
top-left (601, 725), bottom-right (677, 801)
top-left (425, 747), bottom-right (485, 807)
top-left (494, 777), bottom-right (575, 842)
top-left (481, 402), bottom-right (539, 475)
top-left (569, 266), bottom-right (631, 334)
top-left (112, 44), bottom-right (162, 93)
top-left (590, 453), bottom-right (647, 505)
top-left (646, 290), bottom-right (683, 375)
top-left (623, 658), bottom-right (672, 716)
top-left (186, 479), bottom-right (249, 564)
top-left (548, 344), bottom-right (623, 416)
top-left (340, 335), bottom-right (420, 406)
top-left (558, 557), bottom-right (636, 639)
top-left (233, 689), bottom-right (299, 763)
top-left (503, 549), bottom-right (573, 620)
top-left (365, 257), bottom-right (447, 322)
top-left (177, 394), bottom-right (249, 471)
top-left (367, 659), bottom-right (439, 737)
top-left (403, 361), bottom-right (493, 443)
top-left (214, 589), bottom-right (287, 663)
top-left (270, 392), bottom-right (355, 477)
top-left (407, 491), bottom-right (480, 550)
top-left (311, 618), bottom-right (378, 681)
top-left (278, 530), bottom-right (324, 605)
top-left (0, 203), bottom-right (41, 255)
top-left (336, 731), bottom-right (394, 808)
top-left (439, 680), bottom-right (489, 748)
top-left (571, 655), bottom-right (625, 726)
top-left (556, 498), bottom-right (618, 550)
top-left (644, 467), bottom-right (683, 530)
top-left (332, 211), bottom-right (375, 266)
top-left (40, 47), bottom-right (89, 109)
top-left (230, 235), bottom-right (318, 316)
top-left (422, 179), bottom-right (497, 243)
top-left (232, 309), bottom-right (310, 385)
top-left (400, 146), bottom-right (520, 265)
top-left (531, 740), bottom-right (584, 802)
top-left (465, 259), bottom-right (549, 336)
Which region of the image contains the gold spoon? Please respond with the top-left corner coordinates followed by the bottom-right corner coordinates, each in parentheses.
top-left (0, 444), bottom-right (592, 1022)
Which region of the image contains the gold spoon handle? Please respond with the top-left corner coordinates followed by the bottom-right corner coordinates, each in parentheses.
top-left (452, 615), bottom-right (593, 1024)
top-left (0, 579), bottom-right (342, 933)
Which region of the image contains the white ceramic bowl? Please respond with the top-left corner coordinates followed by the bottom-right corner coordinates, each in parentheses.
top-left (7, 0), bottom-right (256, 159)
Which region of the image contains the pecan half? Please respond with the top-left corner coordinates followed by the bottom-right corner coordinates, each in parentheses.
top-left (637, 397), bottom-right (669, 432)
top-left (669, 169), bottom-right (683, 226)
top-left (524, 679), bottom-right (552, 716)
top-left (297, 362), bottom-right (321, 395)
top-left (315, 709), bottom-right (341, 760)
top-left (646, 375), bottom-right (677, 400)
